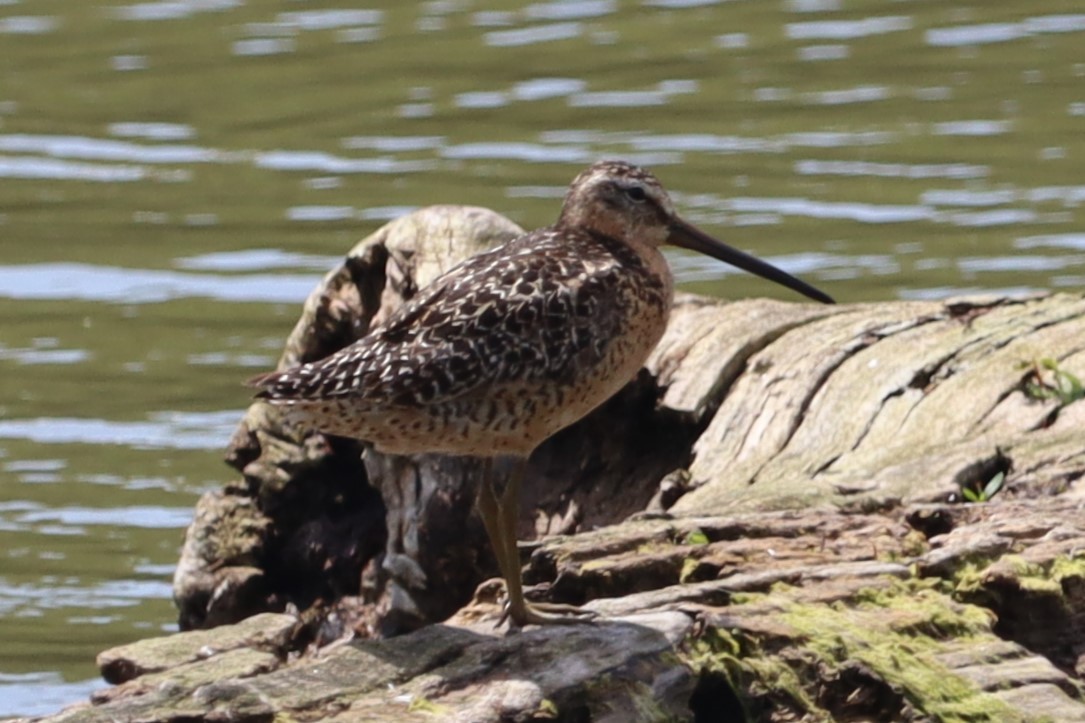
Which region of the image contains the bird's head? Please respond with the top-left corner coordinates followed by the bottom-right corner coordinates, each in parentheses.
top-left (558, 160), bottom-right (834, 304)
top-left (559, 160), bottom-right (676, 248)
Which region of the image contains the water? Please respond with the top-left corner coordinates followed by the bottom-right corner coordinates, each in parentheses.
top-left (1, 0), bottom-right (1083, 715)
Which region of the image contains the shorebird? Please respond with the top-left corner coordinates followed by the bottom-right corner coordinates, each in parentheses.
top-left (249, 160), bottom-right (833, 626)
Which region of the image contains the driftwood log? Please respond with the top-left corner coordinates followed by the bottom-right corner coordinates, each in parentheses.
top-left (32, 207), bottom-right (1085, 721)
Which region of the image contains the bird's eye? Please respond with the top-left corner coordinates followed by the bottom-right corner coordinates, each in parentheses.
top-left (624, 186), bottom-right (647, 202)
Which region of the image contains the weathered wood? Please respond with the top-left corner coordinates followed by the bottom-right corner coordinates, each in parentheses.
top-left (95, 612), bottom-right (295, 684)
top-left (677, 294), bottom-right (1085, 513)
top-left (43, 497), bottom-right (1085, 722)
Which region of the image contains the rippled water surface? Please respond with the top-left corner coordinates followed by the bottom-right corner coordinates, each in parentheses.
top-left (1, 0), bottom-right (1084, 715)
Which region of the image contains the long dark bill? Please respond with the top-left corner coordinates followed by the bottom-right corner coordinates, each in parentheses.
top-left (668, 218), bottom-right (834, 304)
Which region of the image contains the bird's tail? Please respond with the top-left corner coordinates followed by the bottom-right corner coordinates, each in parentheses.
top-left (245, 369), bottom-right (292, 400)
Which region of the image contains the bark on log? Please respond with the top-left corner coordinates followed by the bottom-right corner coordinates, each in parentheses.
top-left (672, 294), bottom-right (1085, 514)
top-left (41, 497), bottom-right (1085, 722)
top-left (34, 206), bottom-right (1085, 722)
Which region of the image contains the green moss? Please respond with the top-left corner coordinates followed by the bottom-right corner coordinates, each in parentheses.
top-left (954, 553), bottom-right (1085, 601)
top-left (781, 584), bottom-right (1015, 721)
top-left (683, 625), bottom-right (815, 721)
top-left (851, 581), bottom-right (996, 638)
top-left (407, 696), bottom-right (450, 715)
top-left (683, 582), bottom-right (1020, 722)
top-left (682, 528), bottom-right (710, 546)
top-left (1050, 554), bottom-right (1085, 584)
top-left (1002, 555), bottom-right (1043, 577)
top-left (727, 591), bottom-right (761, 606)
top-left (900, 530), bottom-right (931, 558)
top-left (951, 561), bottom-right (989, 596)
top-left (1010, 553), bottom-right (1085, 596)
top-left (687, 626), bottom-right (742, 664)
top-left (1016, 575), bottom-right (1063, 595)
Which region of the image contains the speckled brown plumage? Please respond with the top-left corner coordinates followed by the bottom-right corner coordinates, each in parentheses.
top-left (250, 159), bottom-right (831, 627)
top-left (251, 161), bottom-right (677, 456)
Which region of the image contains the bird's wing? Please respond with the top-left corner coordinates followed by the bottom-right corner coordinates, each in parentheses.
top-left (251, 229), bottom-right (627, 408)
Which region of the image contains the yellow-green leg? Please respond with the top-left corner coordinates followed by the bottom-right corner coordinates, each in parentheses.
top-left (476, 458), bottom-right (517, 599)
top-left (476, 455), bottom-right (596, 626)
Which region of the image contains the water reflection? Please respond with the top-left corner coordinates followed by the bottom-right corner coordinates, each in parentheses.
top-left (0, 577), bottom-right (174, 613)
top-left (231, 38), bottom-right (295, 57)
top-left (805, 85), bottom-right (889, 105)
top-left (108, 122), bottom-right (195, 141)
top-left (0, 156), bottom-right (147, 182)
top-left (0, 675), bottom-right (104, 718)
top-left (113, 1), bottom-right (242, 22)
top-left (931, 120), bottom-right (1012, 136)
top-left (0, 345), bottom-right (89, 365)
top-left (786, 16), bottom-right (912, 39)
top-left (796, 45), bottom-right (848, 62)
top-left (341, 135), bottom-right (445, 152)
top-left (921, 189), bottom-right (1016, 207)
top-left (0, 263), bottom-right (318, 303)
top-left (959, 254), bottom-right (1083, 274)
top-left (442, 141), bottom-right (589, 162)
top-left (398, 102), bottom-right (435, 118)
top-left (926, 15), bottom-right (1085, 46)
top-left (788, 0), bottom-right (842, 11)
top-left (336, 26), bottom-right (381, 43)
top-left (454, 91), bottom-right (509, 109)
top-left (526, 0), bottom-right (615, 21)
top-left (570, 89), bottom-right (669, 107)
top-left (628, 131), bottom-right (894, 153)
top-left (2, 460), bottom-right (67, 474)
top-left (668, 249), bottom-right (871, 283)
top-left (644, 0), bottom-right (721, 8)
top-left (0, 134), bottom-right (219, 164)
top-left (729, 197), bottom-right (932, 224)
top-left (186, 352), bottom-right (274, 367)
top-left (110, 54), bottom-right (148, 71)
top-left (944, 209), bottom-right (1037, 227)
top-left (1016, 233), bottom-right (1085, 250)
top-left (254, 150), bottom-right (434, 174)
top-left (0, 16), bottom-right (59, 34)
top-left (484, 22), bottom-right (582, 47)
top-left (285, 206), bottom-right (354, 222)
top-left (12, 505), bottom-right (192, 530)
top-left (795, 159), bottom-right (987, 180)
top-left (276, 9), bottom-right (384, 30)
top-left (0, 412), bottom-right (240, 450)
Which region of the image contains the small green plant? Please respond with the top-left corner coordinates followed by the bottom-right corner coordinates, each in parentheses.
top-left (682, 528), bottom-right (710, 546)
top-left (961, 471), bottom-right (1005, 503)
top-left (1021, 357), bottom-right (1084, 407)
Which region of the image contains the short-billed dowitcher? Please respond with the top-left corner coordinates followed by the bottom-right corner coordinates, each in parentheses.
top-left (250, 160), bottom-right (833, 626)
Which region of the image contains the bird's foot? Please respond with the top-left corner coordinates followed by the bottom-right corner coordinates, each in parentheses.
top-left (500, 600), bottom-right (598, 628)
